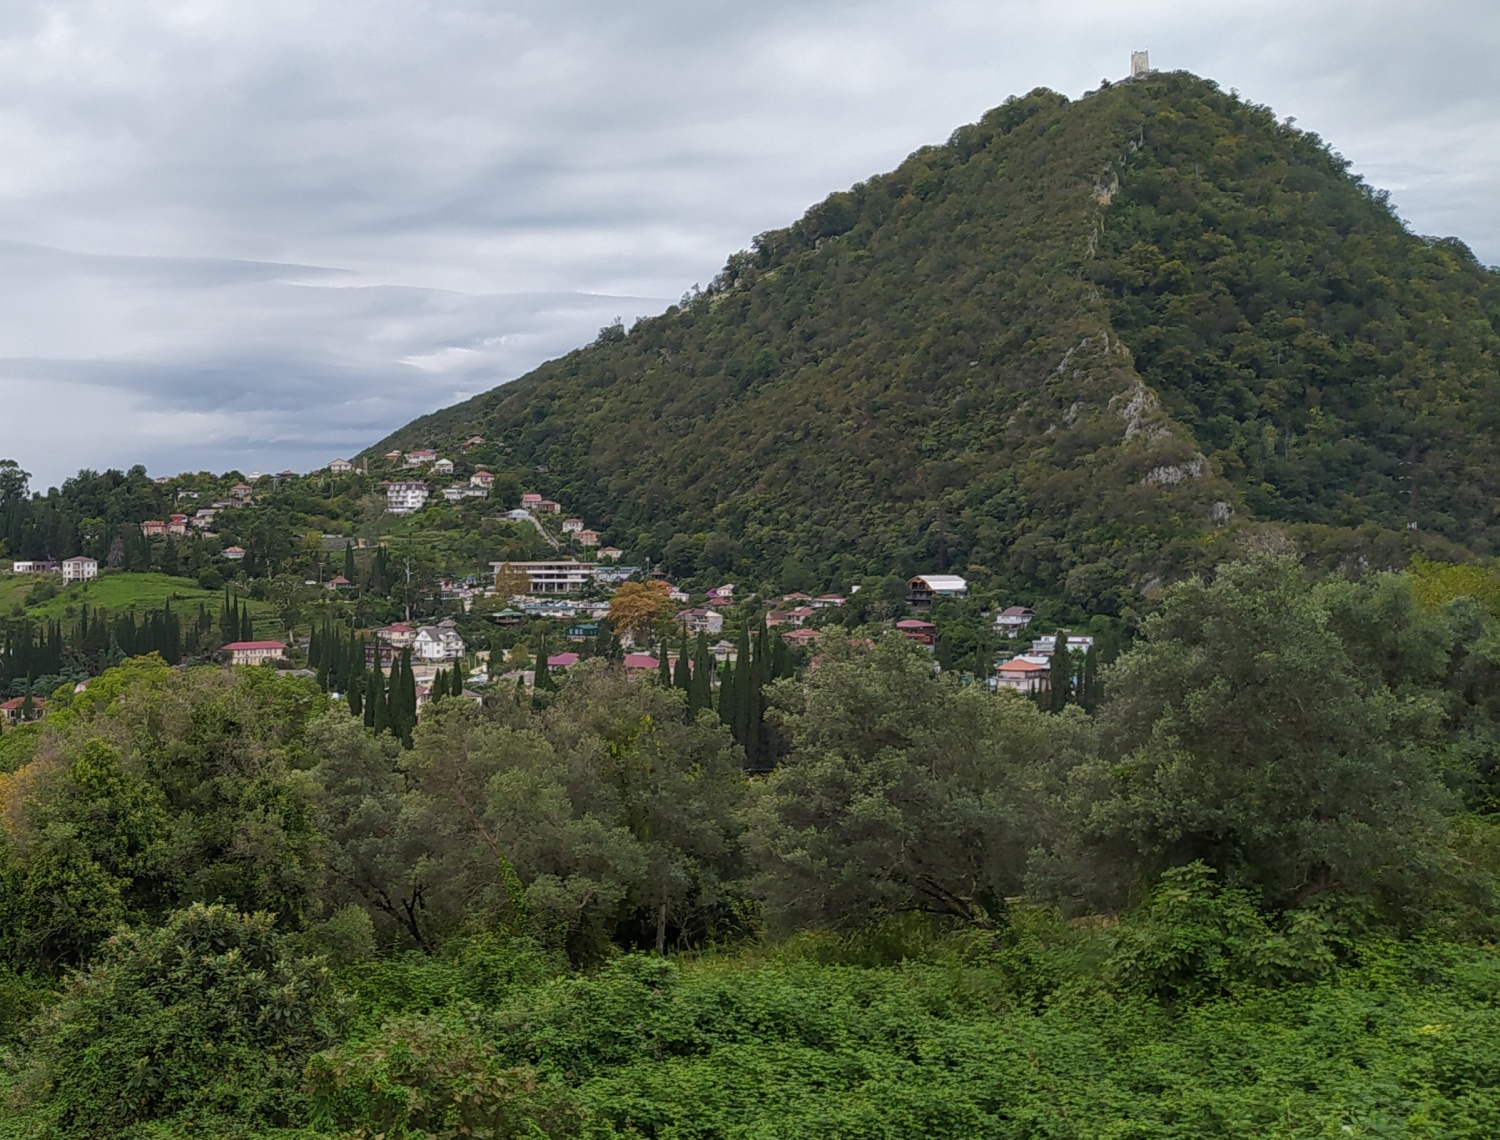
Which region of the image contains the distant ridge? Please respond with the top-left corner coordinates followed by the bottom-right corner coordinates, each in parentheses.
top-left (372, 71), bottom-right (1500, 607)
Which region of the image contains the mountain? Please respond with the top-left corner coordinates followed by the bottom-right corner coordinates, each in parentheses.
top-left (372, 71), bottom-right (1500, 609)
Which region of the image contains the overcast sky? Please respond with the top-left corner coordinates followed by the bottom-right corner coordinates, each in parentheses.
top-left (1, 0), bottom-right (1494, 488)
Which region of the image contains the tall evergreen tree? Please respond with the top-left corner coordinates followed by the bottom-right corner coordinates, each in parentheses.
top-left (363, 665), bottom-right (380, 728)
top-left (1048, 645), bottom-right (1073, 713)
top-left (673, 631), bottom-right (692, 692)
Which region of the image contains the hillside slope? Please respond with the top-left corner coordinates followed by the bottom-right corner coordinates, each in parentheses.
top-left (374, 72), bottom-right (1500, 606)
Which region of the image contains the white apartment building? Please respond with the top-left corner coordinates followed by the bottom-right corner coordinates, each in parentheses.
top-left (385, 481), bottom-right (430, 514)
top-left (490, 560), bottom-right (597, 594)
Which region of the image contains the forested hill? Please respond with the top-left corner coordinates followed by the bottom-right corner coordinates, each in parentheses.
top-left (373, 71), bottom-right (1500, 606)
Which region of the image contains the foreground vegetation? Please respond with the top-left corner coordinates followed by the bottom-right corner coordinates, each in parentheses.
top-left (0, 555), bottom-right (1496, 1136)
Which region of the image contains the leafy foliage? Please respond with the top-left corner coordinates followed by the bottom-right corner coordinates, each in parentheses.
top-left (19, 903), bottom-right (340, 1137)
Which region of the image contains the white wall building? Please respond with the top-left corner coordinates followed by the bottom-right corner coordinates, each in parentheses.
top-left (490, 560), bottom-right (597, 594)
top-left (413, 621), bottom-right (466, 661)
top-left (62, 557), bottom-right (98, 583)
top-left (386, 481), bottom-right (430, 514)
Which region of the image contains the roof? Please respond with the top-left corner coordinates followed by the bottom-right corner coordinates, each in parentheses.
top-left (223, 641), bottom-right (286, 652)
top-left (547, 652), bottom-right (581, 668)
top-left (62, 556), bottom-right (96, 564)
top-left (623, 653), bottom-right (659, 669)
top-left (999, 606), bottom-right (1035, 617)
top-left (911, 574), bottom-right (968, 590)
top-left (895, 619), bottom-right (936, 630)
top-left (998, 658), bottom-right (1046, 673)
top-left (0, 697), bottom-right (43, 710)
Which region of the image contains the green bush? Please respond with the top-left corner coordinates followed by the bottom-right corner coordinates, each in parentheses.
top-left (306, 1007), bottom-right (582, 1139)
top-left (19, 904), bottom-right (342, 1137)
top-left (1107, 862), bottom-right (1338, 1001)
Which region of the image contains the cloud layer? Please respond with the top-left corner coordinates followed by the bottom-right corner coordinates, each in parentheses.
top-left (0, 0), bottom-right (1494, 485)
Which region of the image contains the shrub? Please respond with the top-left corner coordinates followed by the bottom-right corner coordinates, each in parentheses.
top-left (20, 903), bottom-right (342, 1136)
top-left (306, 1007), bottom-right (581, 1139)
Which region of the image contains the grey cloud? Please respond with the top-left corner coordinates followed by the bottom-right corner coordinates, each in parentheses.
top-left (0, 0), bottom-right (1495, 484)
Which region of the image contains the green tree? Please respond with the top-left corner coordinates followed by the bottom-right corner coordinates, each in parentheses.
top-left (1044, 557), bottom-right (1457, 915)
top-left (748, 634), bottom-right (1093, 932)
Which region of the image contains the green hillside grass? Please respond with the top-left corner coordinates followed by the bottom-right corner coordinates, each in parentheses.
top-left (372, 71), bottom-right (1499, 608)
top-left (3, 571), bottom-right (278, 637)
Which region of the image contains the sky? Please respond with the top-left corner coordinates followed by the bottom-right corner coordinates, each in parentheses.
top-left (0, 0), bottom-right (1495, 488)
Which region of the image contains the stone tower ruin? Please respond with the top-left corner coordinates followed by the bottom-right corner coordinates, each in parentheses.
top-left (1130, 50), bottom-right (1151, 78)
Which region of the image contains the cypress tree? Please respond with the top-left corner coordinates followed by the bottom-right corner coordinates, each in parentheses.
top-left (717, 660), bottom-right (738, 734)
top-left (1080, 645), bottom-right (1099, 712)
top-left (689, 632), bottom-right (712, 715)
top-left (371, 667), bottom-right (389, 734)
top-left (239, 603), bottom-right (253, 643)
top-left (657, 643), bottom-right (672, 687)
top-left (673, 631), bottom-right (691, 691)
top-left (534, 627), bottom-right (556, 692)
top-left (348, 673), bottom-right (363, 718)
top-left (732, 624), bottom-right (753, 759)
top-left (363, 665), bottom-right (380, 728)
top-left (343, 542), bottom-right (355, 584)
top-left (315, 625), bottom-right (331, 690)
top-left (1048, 645), bottom-right (1073, 713)
top-left (397, 648), bottom-right (417, 746)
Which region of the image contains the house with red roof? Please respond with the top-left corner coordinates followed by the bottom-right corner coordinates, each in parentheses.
top-left (0, 697), bottom-right (44, 725)
top-left (623, 653), bottom-right (659, 676)
top-left (895, 619), bottom-right (936, 647)
top-left (996, 655), bottom-right (1049, 695)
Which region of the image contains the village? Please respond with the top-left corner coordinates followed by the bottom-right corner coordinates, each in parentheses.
top-left (0, 443), bottom-right (1107, 726)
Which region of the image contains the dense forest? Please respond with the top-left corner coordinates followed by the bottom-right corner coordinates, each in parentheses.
top-left (0, 556), bottom-right (1499, 1135)
top-left (375, 71), bottom-right (1499, 610)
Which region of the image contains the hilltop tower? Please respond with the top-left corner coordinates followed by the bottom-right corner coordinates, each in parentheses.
top-left (1130, 50), bottom-right (1151, 78)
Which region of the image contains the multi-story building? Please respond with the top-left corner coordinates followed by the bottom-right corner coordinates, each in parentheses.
top-left (385, 481), bottom-right (429, 514)
top-left (62, 557), bottom-right (98, 583)
top-left (489, 560), bottom-right (597, 594)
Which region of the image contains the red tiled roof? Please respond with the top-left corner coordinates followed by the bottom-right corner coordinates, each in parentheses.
top-left (223, 641), bottom-right (286, 652)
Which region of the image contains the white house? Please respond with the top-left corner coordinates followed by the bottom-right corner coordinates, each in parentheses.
top-left (677, 608), bottom-right (725, 635)
top-left (598, 546), bottom-right (624, 561)
top-left (403, 449), bottom-right (438, 467)
top-left (1030, 634), bottom-right (1095, 657)
top-left (470, 471), bottom-right (495, 489)
top-left (562, 518), bottom-right (584, 534)
top-left (386, 481), bottom-right (430, 514)
top-left (413, 621), bottom-right (466, 661)
top-left (10, 561), bottom-right (60, 574)
top-left (62, 556), bottom-right (98, 583)
top-left (576, 529), bottom-right (601, 547)
top-left (432, 458), bottom-right (454, 475)
top-left (907, 575), bottom-right (967, 606)
top-left (443, 485), bottom-right (488, 502)
top-left (222, 545), bottom-right (246, 561)
top-left (994, 606), bottom-right (1036, 636)
top-left (328, 458), bottom-right (355, 474)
